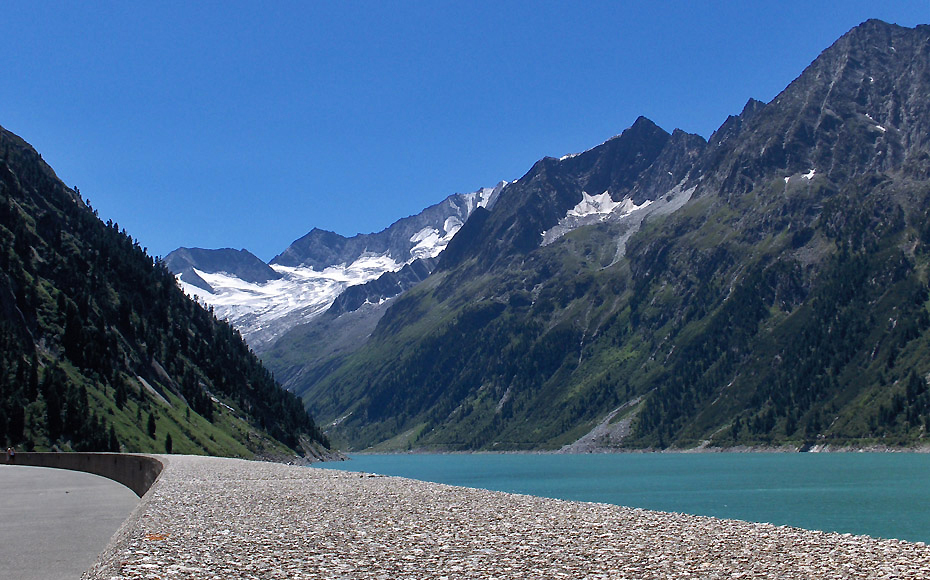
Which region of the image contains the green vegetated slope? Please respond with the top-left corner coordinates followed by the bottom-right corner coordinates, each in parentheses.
top-left (0, 125), bottom-right (329, 457)
top-left (282, 20), bottom-right (930, 452)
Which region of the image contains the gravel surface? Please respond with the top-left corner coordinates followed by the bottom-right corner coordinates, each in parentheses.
top-left (85, 455), bottom-right (930, 579)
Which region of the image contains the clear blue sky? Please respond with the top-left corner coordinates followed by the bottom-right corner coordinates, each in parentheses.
top-left (2, 2), bottom-right (927, 261)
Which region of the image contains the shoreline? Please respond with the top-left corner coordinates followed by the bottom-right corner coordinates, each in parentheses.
top-left (320, 445), bottom-right (930, 544)
top-left (87, 454), bottom-right (930, 579)
top-left (340, 442), bottom-right (930, 457)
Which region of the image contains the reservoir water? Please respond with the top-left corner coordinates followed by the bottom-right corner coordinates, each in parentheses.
top-left (317, 452), bottom-right (930, 543)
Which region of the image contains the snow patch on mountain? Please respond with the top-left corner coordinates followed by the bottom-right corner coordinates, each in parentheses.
top-left (462, 182), bottom-right (506, 214)
top-left (541, 191), bottom-right (654, 245)
top-left (409, 227), bottom-right (443, 260)
top-left (567, 191), bottom-right (652, 219)
top-left (605, 182), bottom-right (697, 267)
top-left (409, 214), bottom-right (467, 261)
top-left (785, 169), bottom-right (818, 183)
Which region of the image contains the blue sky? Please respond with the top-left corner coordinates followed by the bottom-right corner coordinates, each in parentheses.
top-left (2, 2), bottom-right (927, 261)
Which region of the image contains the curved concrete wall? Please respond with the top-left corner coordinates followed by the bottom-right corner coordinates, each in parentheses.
top-left (1, 452), bottom-right (163, 497)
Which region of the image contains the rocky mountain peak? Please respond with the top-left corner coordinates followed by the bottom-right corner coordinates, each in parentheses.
top-left (164, 247), bottom-right (281, 293)
top-left (436, 116), bottom-right (707, 273)
top-left (698, 19), bottom-right (930, 197)
top-left (271, 228), bottom-right (348, 270)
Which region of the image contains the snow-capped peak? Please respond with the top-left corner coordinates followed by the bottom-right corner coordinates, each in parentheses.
top-left (172, 181), bottom-right (506, 350)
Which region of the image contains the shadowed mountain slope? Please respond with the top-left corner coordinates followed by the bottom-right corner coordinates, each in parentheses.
top-left (0, 125), bottom-right (329, 457)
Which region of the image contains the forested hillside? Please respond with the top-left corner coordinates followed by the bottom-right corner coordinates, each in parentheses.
top-left (0, 125), bottom-right (329, 457)
top-left (277, 20), bottom-right (930, 452)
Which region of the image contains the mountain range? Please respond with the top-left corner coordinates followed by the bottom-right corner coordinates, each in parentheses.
top-left (170, 19), bottom-right (930, 452)
top-left (165, 182), bottom-right (504, 350)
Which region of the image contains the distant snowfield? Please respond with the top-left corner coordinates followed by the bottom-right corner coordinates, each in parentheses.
top-left (175, 184), bottom-right (505, 351)
top-left (409, 218), bottom-right (463, 260)
top-left (178, 255), bottom-right (402, 351)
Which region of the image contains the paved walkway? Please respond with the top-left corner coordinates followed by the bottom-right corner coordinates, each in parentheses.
top-left (85, 454), bottom-right (930, 579)
top-left (0, 464), bottom-right (139, 580)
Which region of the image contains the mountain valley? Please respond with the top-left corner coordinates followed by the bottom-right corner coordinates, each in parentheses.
top-left (171, 20), bottom-right (930, 453)
top-left (0, 125), bottom-right (330, 458)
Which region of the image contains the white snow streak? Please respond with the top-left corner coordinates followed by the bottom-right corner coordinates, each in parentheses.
top-left (467, 181), bottom-right (506, 211)
top-left (567, 191), bottom-right (652, 219)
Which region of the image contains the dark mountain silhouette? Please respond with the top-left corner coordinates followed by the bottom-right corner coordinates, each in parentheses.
top-left (0, 125), bottom-right (329, 457)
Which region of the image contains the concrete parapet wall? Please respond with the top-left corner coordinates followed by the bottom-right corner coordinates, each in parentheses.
top-left (1, 452), bottom-right (163, 497)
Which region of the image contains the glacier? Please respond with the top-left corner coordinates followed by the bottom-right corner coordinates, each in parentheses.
top-left (177, 255), bottom-right (402, 351)
top-left (174, 182), bottom-right (508, 350)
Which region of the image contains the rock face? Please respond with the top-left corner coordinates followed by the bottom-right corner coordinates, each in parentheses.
top-left (326, 257), bottom-right (437, 318)
top-left (276, 20), bottom-right (930, 453)
top-left (697, 18), bottom-right (930, 196)
top-left (86, 455), bottom-right (930, 579)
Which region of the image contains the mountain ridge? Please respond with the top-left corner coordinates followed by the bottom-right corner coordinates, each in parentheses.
top-left (275, 19), bottom-right (930, 452)
top-left (166, 182), bottom-right (506, 349)
top-left (165, 247), bottom-right (281, 293)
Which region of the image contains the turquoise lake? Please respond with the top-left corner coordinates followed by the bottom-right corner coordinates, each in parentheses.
top-left (316, 452), bottom-right (930, 544)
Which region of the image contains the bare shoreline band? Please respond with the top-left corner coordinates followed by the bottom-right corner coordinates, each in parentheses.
top-left (85, 455), bottom-right (930, 579)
